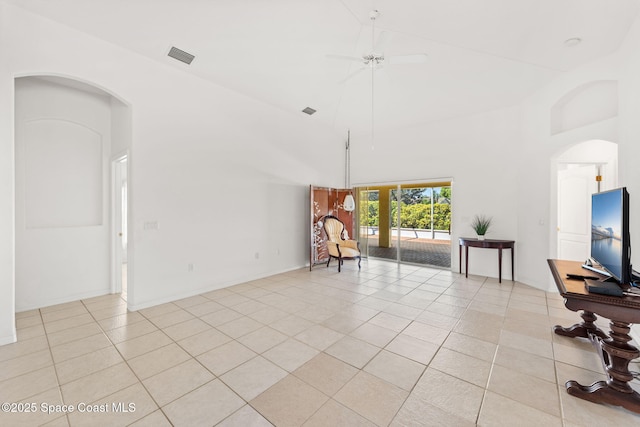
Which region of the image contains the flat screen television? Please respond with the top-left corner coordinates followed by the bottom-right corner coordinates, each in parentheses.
top-left (590, 187), bottom-right (631, 285)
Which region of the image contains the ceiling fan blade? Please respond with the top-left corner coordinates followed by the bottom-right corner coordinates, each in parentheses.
top-left (326, 54), bottom-right (364, 64)
top-left (374, 31), bottom-right (392, 54)
top-left (338, 67), bottom-right (366, 84)
top-left (387, 53), bottom-right (428, 65)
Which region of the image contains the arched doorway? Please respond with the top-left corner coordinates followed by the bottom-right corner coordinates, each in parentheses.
top-left (14, 75), bottom-right (132, 311)
top-left (554, 140), bottom-right (618, 262)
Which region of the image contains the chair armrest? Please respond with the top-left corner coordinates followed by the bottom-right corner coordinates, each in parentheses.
top-left (340, 240), bottom-right (359, 250)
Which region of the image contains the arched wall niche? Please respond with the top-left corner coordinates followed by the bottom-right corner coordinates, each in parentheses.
top-left (550, 80), bottom-right (618, 135)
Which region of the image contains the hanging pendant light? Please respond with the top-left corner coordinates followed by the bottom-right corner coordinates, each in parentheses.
top-left (344, 194), bottom-right (355, 212)
top-left (343, 130), bottom-right (355, 212)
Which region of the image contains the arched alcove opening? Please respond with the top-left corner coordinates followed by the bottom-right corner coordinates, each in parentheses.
top-left (550, 80), bottom-right (618, 135)
top-left (14, 75), bottom-right (132, 311)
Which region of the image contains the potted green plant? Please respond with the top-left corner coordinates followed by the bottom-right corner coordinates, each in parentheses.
top-left (471, 215), bottom-right (492, 240)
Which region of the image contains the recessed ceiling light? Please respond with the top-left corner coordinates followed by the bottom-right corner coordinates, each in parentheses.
top-left (564, 37), bottom-right (582, 48)
top-left (302, 107), bottom-right (317, 115)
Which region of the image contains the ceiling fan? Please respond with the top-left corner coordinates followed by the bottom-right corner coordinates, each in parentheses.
top-left (328, 10), bottom-right (428, 83)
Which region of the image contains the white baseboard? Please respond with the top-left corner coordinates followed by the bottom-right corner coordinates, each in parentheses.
top-left (0, 332), bottom-right (17, 346)
top-left (128, 264), bottom-right (307, 312)
top-left (16, 287), bottom-right (112, 313)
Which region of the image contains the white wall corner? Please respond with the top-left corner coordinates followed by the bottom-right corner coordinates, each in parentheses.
top-left (0, 331), bottom-right (17, 347)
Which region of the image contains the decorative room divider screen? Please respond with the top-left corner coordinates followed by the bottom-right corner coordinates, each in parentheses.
top-left (309, 185), bottom-right (354, 269)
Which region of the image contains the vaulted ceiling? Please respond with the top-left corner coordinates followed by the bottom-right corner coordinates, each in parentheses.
top-left (8, 0), bottom-right (640, 133)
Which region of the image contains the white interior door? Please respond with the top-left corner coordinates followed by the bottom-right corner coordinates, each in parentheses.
top-left (557, 165), bottom-right (597, 261)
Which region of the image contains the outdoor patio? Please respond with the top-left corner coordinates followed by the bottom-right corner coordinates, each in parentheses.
top-left (364, 236), bottom-right (451, 268)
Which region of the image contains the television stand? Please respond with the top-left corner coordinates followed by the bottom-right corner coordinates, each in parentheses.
top-left (548, 259), bottom-right (640, 414)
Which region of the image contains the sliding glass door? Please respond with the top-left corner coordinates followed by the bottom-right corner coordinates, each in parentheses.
top-left (357, 182), bottom-right (451, 267)
top-left (358, 187), bottom-right (398, 263)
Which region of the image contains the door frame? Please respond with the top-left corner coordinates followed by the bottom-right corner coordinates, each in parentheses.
top-left (551, 139), bottom-right (618, 260)
top-left (111, 152), bottom-right (129, 296)
top-left (355, 179), bottom-right (453, 267)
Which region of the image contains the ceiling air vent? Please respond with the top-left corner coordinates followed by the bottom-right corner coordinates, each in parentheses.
top-left (168, 46), bottom-right (195, 65)
top-left (302, 107), bottom-right (317, 115)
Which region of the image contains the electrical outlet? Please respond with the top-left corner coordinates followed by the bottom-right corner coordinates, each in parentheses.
top-left (255, 252), bottom-right (260, 260)
top-left (188, 263), bottom-right (194, 272)
top-left (143, 221), bottom-right (159, 230)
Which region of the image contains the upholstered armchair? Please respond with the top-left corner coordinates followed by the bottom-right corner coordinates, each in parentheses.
top-left (322, 215), bottom-right (361, 272)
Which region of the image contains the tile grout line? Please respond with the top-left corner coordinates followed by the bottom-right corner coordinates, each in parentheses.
top-left (38, 307), bottom-right (71, 425)
top-left (475, 275), bottom-right (511, 425)
top-left (79, 295), bottom-right (175, 425)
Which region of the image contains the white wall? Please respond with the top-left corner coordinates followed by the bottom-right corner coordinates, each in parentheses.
top-left (15, 77), bottom-right (113, 310)
top-left (619, 13), bottom-right (640, 279)
top-left (0, 2), bottom-right (16, 345)
top-left (517, 52), bottom-right (625, 290)
top-left (0, 3), bottom-right (343, 343)
top-left (110, 97), bottom-right (131, 157)
top-left (618, 16), bottom-right (640, 342)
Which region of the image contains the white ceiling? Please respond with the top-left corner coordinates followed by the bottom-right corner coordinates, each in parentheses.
top-left (8, 0), bottom-right (640, 133)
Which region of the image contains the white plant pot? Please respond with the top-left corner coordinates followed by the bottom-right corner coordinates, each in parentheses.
top-left (477, 235), bottom-right (485, 241)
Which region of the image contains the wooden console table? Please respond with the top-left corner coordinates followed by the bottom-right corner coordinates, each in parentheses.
top-left (548, 259), bottom-right (640, 414)
top-left (459, 237), bottom-right (514, 283)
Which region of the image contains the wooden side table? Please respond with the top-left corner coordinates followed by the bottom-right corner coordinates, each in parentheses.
top-left (459, 237), bottom-right (515, 283)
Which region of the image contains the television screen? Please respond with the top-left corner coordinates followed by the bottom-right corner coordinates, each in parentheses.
top-left (591, 187), bottom-right (630, 284)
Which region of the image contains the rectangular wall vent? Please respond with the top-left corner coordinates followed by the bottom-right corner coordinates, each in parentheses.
top-left (302, 107), bottom-right (317, 115)
top-left (168, 46), bottom-right (195, 65)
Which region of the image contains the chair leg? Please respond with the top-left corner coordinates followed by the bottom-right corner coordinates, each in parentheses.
top-left (357, 256), bottom-right (361, 270)
top-left (327, 257), bottom-right (331, 268)
top-left (338, 257), bottom-right (341, 272)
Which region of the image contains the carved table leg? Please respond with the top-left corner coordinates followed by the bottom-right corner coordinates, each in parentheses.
top-left (553, 310), bottom-right (608, 339)
top-left (565, 321), bottom-right (640, 413)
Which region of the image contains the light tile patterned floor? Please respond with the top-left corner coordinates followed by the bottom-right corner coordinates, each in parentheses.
top-left (2, 259), bottom-right (640, 426)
